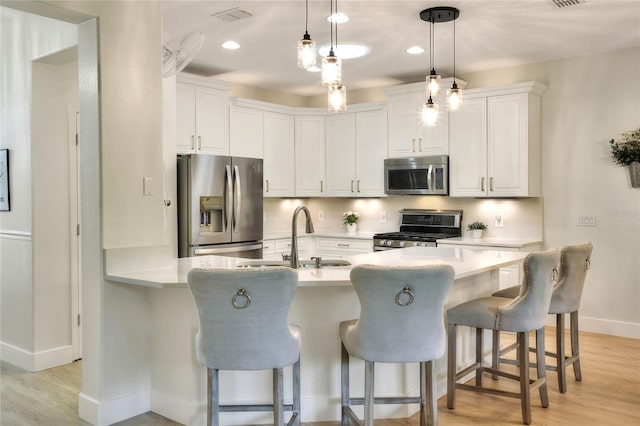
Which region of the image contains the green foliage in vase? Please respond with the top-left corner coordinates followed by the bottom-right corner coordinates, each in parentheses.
top-left (610, 128), bottom-right (640, 166)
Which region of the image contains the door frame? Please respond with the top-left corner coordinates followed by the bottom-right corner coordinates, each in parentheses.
top-left (68, 105), bottom-right (82, 360)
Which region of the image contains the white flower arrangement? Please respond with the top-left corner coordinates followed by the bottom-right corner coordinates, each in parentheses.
top-left (342, 211), bottom-right (360, 225)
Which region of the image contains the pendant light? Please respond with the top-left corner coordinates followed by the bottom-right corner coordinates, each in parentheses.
top-left (422, 96), bottom-right (439, 126)
top-left (297, 0), bottom-right (317, 69)
top-left (447, 11), bottom-right (463, 111)
top-left (426, 19), bottom-right (441, 96)
top-left (322, 0), bottom-right (342, 86)
top-left (328, 84), bottom-right (347, 112)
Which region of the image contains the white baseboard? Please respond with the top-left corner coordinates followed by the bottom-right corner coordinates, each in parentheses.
top-left (79, 388), bottom-right (151, 426)
top-left (151, 388), bottom-right (191, 425)
top-left (0, 341), bottom-right (73, 371)
top-left (578, 316), bottom-right (640, 339)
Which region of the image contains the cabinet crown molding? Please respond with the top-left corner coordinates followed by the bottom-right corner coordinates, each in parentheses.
top-left (177, 73), bottom-right (233, 91)
top-left (383, 77), bottom-right (468, 96)
top-left (463, 81), bottom-right (547, 98)
top-left (229, 97), bottom-right (386, 116)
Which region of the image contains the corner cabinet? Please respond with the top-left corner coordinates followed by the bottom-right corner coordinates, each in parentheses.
top-left (295, 115), bottom-right (326, 196)
top-left (449, 81), bottom-right (546, 197)
top-left (325, 106), bottom-right (388, 197)
top-left (384, 78), bottom-right (467, 158)
top-left (229, 105), bottom-right (263, 159)
top-left (175, 76), bottom-right (232, 155)
top-left (263, 111), bottom-right (295, 197)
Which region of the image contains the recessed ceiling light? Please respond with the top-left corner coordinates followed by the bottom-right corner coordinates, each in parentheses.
top-left (307, 65), bottom-right (321, 73)
top-left (406, 46), bottom-right (425, 55)
top-left (318, 43), bottom-right (369, 59)
top-left (221, 40), bottom-right (240, 50)
top-left (327, 12), bottom-right (349, 24)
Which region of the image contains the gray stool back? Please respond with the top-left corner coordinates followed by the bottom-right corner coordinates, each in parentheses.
top-left (447, 249), bottom-right (560, 425)
top-left (492, 242), bottom-right (593, 393)
top-left (340, 264), bottom-right (455, 426)
top-left (187, 267), bottom-right (301, 426)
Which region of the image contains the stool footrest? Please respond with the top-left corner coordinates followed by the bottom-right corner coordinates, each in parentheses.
top-left (455, 362), bottom-right (482, 381)
top-left (457, 383), bottom-right (521, 400)
top-left (342, 406), bottom-right (360, 425)
top-left (347, 396), bottom-right (422, 406)
top-left (219, 404), bottom-right (295, 412)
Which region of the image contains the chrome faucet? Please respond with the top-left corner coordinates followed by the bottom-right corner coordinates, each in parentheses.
top-left (290, 206), bottom-right (314, 268)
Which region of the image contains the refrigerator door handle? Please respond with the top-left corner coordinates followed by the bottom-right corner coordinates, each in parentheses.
top-left (193, 242), bottom-right (262, 256)
top-left (233, 165), bottom-right (241, 233)
top-left (224, 165), bottom-right (232, 232)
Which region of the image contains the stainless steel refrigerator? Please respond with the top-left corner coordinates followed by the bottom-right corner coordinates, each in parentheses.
top-left (177, 154), bottom-right (263, 258)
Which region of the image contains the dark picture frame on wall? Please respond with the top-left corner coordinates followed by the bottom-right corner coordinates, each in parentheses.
top-left (0, 149), bottom-right (10, 211)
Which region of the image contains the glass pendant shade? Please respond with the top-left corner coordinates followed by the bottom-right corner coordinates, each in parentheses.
top-left (322, 51), bottom-right (342, 86)
top-left (328, 85), bottom-right (347, 112)
top-left (426, 69), bottom-right (441, 96)
top-left (447, 82), bottom-right (463, 111)
top-left (297, 32), bottom-right (317, 68)
top-left (422, 97), bottom-right (439, 126)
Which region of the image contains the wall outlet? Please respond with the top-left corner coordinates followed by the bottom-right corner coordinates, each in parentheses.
top-left (495, 213), bottom-right (504, 227)
top-left (318, 210), bottom-right (324, 221)
top-left (380, 211), bottom-right (387, 223)
top-left (143, 177), bottom-right (154, 196)
top-left (577, 215), bottom-right (596, 227)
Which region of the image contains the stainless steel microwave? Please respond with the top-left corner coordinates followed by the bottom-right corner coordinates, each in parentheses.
top-left (384, 156), bottom-right (449, 195)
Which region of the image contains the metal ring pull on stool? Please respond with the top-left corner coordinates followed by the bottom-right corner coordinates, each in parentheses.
top-left (232, 288), bottom-right (251, 309)
top-left (395, 286), bottom-right (415, 306)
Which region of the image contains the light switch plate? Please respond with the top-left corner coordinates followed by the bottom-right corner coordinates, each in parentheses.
top-left (318, 211), bottom-right (324, 221)
top-left (380, 211), bottom-right (387, 223)
top-left (495, 213), bottom-right (504, 227)
top-left (143, 177), bottom-right (154, 196)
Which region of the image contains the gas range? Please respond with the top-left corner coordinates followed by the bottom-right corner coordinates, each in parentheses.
top-left (373, 210), bottom-right (463, 251)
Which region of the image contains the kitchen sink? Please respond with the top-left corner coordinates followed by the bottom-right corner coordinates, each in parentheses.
top-left (236, 259), bottom-right (351, 269)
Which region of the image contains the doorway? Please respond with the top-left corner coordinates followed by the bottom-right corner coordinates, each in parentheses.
top-left (68, 105), bottom-right (82, 361)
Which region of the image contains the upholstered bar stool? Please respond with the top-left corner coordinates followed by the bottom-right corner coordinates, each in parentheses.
top-left (492, 242), bottom-right (593, 393)
top-left (187, 268), bottom-right (301, 426)
top-left (340, 264), bottom-right (455, 426)
top-left (446, 249), bottom-right (560, 425)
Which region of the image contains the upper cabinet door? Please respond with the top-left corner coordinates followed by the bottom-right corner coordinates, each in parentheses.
top-left (195, 86), bottom-right (228, 155)
top-left (419, 90), bottom-right (449, 155)
top-left (449, 97), bottom-right (488, 197)
top-left (387, 93), bottom-right (419, 158)
top-left (229, 106), bottom-right (263, 159)
top-left (295, 116), bottom-right (326, 196)
top-left (325, 114), bottom-right (357, 196)
top-left (263, 111), bottom-right (295, 197)
top-left (356, 108), bottom-right (387, 197)
top-left (176, 83), bottom-right (196, 154)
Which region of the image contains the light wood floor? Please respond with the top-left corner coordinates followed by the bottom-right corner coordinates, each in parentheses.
top-left (1, 328), bottom-right (639, 425)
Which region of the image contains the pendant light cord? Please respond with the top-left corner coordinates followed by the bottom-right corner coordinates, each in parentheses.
top-left (452, 14), bottom-right (456, 82)
top-left (305, 0), bottom-right (309, 33)
top-left (335, 0), bottom-right (339, 48)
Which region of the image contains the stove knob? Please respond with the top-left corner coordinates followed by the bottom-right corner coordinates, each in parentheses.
top-left (386, 240), bottom-right (393, 246)
top-left (378, 239), bottom-right (386, 246)
top-left (416, 242), bottom-right (422, 247)
top-left (398, 241), bottom-right (405, 247)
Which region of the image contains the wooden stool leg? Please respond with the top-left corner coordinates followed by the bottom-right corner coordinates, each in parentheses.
top-left (292, 358), bottom-right (301, 426)
top-left (420, 361), bottom-right (437, 426)
top-left (273, 368), bottom-right (284, 426)
top-left (518, 332), bottom-right (532, 425)
top-left (571, 311), bottom-right (582, 382)
top-left (556, 313), bottom-right (567, 393)
top-left (535, 328), bottom-right (549, 408)
top-left (207, 368), bottom-right (219, 426)
top-left (492, 330), bottom-right (500, 380)
top-left (340, 342), bottom-right (350, 426)
top-left (447, 323), bottom-right (457, 409)
top-left (476, 328), bottom-right (484, 386)
top-left (364, 361), bottom-right (375, 426)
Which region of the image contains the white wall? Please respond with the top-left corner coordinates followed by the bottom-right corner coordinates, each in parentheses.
top-left (0, 6), bottom-right (77, 369)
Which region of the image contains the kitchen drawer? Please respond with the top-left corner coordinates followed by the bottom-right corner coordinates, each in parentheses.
top-left (262, 239), bottom-right (276, 256)
top-left (275, 237), bottom-right (309, 253)
top-left (316, 237), bottom-right (372, 254)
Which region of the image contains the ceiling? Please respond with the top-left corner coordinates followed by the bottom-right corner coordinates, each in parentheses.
top-left (162, 0), bottom-right (640, 96)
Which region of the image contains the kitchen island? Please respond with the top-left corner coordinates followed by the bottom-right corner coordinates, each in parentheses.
top-left (106, 247), bottom-right (529, 425)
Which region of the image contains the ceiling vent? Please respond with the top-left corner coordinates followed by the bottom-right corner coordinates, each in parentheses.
top-left (550, 0), bottom-right (585, 8)
top-left (212, 7), bottom-right (253, 22)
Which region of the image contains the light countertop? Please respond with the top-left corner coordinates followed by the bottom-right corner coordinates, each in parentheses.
top-left (436, 237), bottom-right (542, 249)
top-left (105, 246), bottom-right (528, 289)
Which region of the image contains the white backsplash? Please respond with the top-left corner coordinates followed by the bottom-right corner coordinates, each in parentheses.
top-left (264, 197), bottom-right (543, 239)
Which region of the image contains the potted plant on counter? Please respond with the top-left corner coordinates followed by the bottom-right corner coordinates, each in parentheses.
top-left (343, 211), bottom-right (360, 235)
top-left (467, 221), bottom-right (487, 240)
top-left (610, 128), bottom-right (640, 188)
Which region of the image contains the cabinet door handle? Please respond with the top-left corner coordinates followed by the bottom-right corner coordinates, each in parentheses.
top-left (351, 180), bottom-right (354, 192)
top-left (481, 177), bottom-right (485, 192)
top-left (191, 135), bottom-right (195, 149)
top-left (338, 243), bottom-right (350, 248)
top-left (320, 180), bottom-right (323, 193)
top-left (412, 138), bottom-right (416, 152)
top-left (357, 180), bottom-right (361, 193)
top-left (265, 179), bottom-right (270, 193)
top-left (198, 136), bottom-right (202, 150)
top-left (490, 177), bottom-right (494, 192)
top-left (419, 138), bottom-right (423, 152)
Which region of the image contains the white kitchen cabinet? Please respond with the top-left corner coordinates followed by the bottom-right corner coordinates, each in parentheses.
top-left (315, 237), bottom-right (372, 257)
top-left (325, 107), bottom-right (387, 197)
top-left (385, 79), bottom-right (466, 158)
top-left (262, 237), bottom-right (310, 260)
top-left (263, 111), bottom-right (295, 197)
top-left (176, 78), bottom-right (231, 155)
top-left (449, 81), bottom-right (545, 197)
top-left (229, 105), bottom-right (263, 158)
top-left (295, 116), bottom-right (326, 196)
